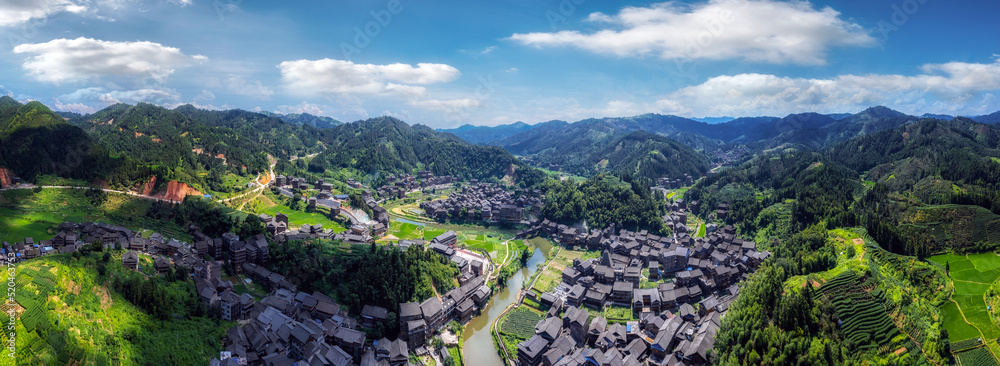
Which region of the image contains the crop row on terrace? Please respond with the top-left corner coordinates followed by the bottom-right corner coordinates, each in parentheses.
top-left (957, 347), bottom-right (1000, 366)
top-left (814, 270), bottom-right (901, 352)
top-left (500, 306), bottom-right (544, 340)
top-left (952, 337), bottom-right (985, 353)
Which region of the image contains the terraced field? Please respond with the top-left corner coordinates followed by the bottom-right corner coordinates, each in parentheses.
top-left (813, 270), bottom-right (902, 352)
top-left (929, 252), bottom-right (1000, 363)
top-left (499, 307), bottom-right (544, 339)
top-left (957, 347), bottom-right (1000, 366)
top-left (2, 255), bottom-right (232, 365)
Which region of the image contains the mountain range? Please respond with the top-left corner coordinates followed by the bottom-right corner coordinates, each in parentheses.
top-left (5, 97), bottom-right (1000, 191)
top-left (437, 106), bottom-right (1000, 181)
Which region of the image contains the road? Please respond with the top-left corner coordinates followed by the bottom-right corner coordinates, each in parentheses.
top-left (217, 155), bottom-right (276, 211)
top-left (0, 185), bottom-right (178, 203)
top-left (1, 155), bottom-right (277, 209)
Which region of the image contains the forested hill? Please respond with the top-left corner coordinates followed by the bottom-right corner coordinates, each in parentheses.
top-left (0, 97), bottom-right (114, 183)
top-left (825, 117), bottom-right (1000, 176)
top-left (974, 110), bottom-right (1000, 124)
top-left (567, 130), bottom-right (709, 182)
top-left (260, 111), bottom-right (343, 129)
top-left (437, 121), bottom-right (538, 144)
top-left (304, 116), bottom-right (545, 187)
top-left (690, 116), bottom-right (1000, 259)
top-left (486, 115), bottom-right (716, 182)
top-left (754, 106), bottom-right (922, 150)
top-left (75, 103), bottom-right (329, 174)
top-left (496, 114), bottom-right (727, 154)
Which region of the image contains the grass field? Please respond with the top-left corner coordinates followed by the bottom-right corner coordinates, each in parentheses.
top-left (2, 254), bottom-right (232, 365)
top-left (942, 301), bottom-right (982, 340)
top-left (0, 189), bottom-right (191, 244)
top-left (391, 221), bottom-right (424, 240)
top-left (447, 346), bottom-right (463, 366)
top-left (260, 204), bottom-right (347, 233)
top-left (930, 252), bottom-right (1000, 361)
top-left (530, 249), bottom-right (593, 293)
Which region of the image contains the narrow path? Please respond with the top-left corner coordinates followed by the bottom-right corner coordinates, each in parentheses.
top-left (950, 298), bottom-right (1000, 361)
top-left (236, 156), bottom-right (277, 211)
top-left (221, 155), bottom-right (276, 206)
top-left (0, 185), bottom-right (177, 203)
top-left (491, 244), bottom-right (561, 364)
top-left (955, 279), bottom-right (992, 285)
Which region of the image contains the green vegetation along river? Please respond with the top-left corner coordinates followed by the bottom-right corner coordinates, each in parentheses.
top-left (461, 239), bottom-right (552, 366)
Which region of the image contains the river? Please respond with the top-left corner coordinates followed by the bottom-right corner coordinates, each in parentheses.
top-left (462, 239), bottom-right (553, 366)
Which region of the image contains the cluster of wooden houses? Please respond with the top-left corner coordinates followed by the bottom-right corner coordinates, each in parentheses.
top-left (272, 176), bottom-right (347, 214)
top-left (377, 171), bottom-right (455, 199)
top-left (418, 183), bottom-right (542, 223)
top-left (216, 230), bottom-right (490, 366)
top-left (215, 284), bottom-right (401, 366)
top-left (360, 191), bottom-right (390, 238)
top-left (0, 221), bottom-right (103, 263)
top-left (512, 219), bottom-right (767, 365)
top-left (655, 175), bottom-right (694, 190)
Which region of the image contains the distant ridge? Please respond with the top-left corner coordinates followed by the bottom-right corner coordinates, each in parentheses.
top-left (973, 111), bottom-right (1000, 124)
top-left (437, 121), bottom-right (539, 144)
top-left (691, 116), bottom-right (735, 124)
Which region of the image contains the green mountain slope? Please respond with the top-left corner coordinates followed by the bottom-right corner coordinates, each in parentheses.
top-left (583, 130), bottom-right (710, 181)
top-left (437, 121), bottom-right (539, 145)
top-left (307, 116), bottom-right (544, 186)
top-left (0, 97), bottom-right (112, 182)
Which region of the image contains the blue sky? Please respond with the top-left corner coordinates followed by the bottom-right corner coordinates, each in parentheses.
top-left (0, 0), bottom-right (998, 128)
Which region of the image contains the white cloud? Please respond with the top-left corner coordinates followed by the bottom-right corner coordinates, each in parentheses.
top-left (167, 0), bottom-right (192, 6)
top-left (506, 67), bottom-right (519, 74)
top-left (278, 58), bottom-right (460, 97)
top-left (276, 101), bottom-right (327, 116)
top-left (654, 58), bottom-right (1000, 116)
top-left (53, 100), bottom-right (95, 114)
top-left (509, 0), bottom-right (876, 65)
top-left (0, 0), bottom-right (87, 27)
top-left (13, 37), bottom-right (207, 84)
top-left (0, 85), bottom-right (11, 97)
top-left (481, 46), bottom-right (497, 55)
top-left (225, 75), bottom-right (274, 99)
top-left (59, 86), bottom-right (181, 106)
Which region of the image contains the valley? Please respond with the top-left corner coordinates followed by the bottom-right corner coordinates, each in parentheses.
top-left (2, 97), bottom-right (1000, 366)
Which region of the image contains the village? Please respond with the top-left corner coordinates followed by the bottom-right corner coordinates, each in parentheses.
top-left (0, 169), bottom-right (759, 366)
top-left (499, 200), bottom-right (767, 366)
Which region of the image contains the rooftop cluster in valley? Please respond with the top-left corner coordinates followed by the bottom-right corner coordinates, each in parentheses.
top-left (377, 170), bottom-right (456, 199)
top-left (419, 183), bottom-right (543, 223)
top-left (216, 229), bottom-right (491, 366)
top-left (511, 202), bottom-right (768, 366)
top-left (268, 176), bottom-right (392, 244)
